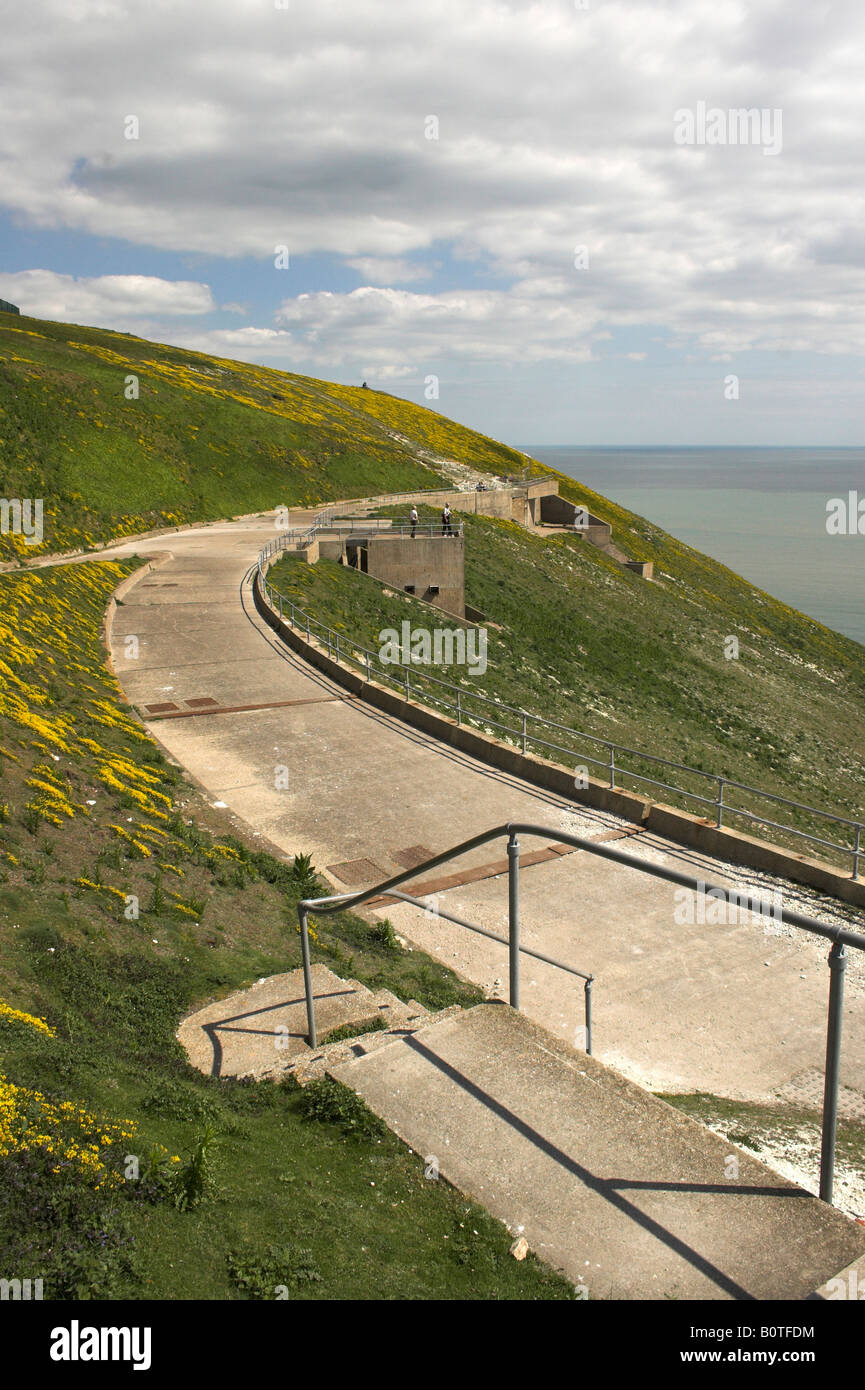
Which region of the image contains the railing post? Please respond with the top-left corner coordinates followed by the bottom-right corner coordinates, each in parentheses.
top-left (278, 594), bottom-right (283, 620)
top-left (456, 690), bottom-right (461, 725)
top-left (584, 977), bottom-right (593, 1056)
top-left (521, 713), bottom-right (527, 755)
top-left (609, 745), bottom-right (615, 790)
top-left (365, 650), bottom-right (371, 681)
top-left (819, 940), bottom-right (847, 1204)
top-left (404, 665), bottom-right (410, 699)
top-left (507, 831), bottom-right (520, 1010)
top-left (335, 634), bottom-right (340, 664)
top-left (853, 824), bottom-right (861, 881)
top-left (716, 777), bottom-right (725, 829)
top-left (299, 907), bottom-right (317, 1048)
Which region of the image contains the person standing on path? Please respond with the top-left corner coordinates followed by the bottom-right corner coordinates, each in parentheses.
top-left (410, 506), bottom-right (418, 539)
top-left (442, 503), bottom-right (452, 536)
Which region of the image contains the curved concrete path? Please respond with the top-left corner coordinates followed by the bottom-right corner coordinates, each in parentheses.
top-left (66, 510), bottom-right (865, 1136)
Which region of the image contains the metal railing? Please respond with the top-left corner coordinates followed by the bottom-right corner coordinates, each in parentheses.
top-left (359, 521), bottom-right (463, 539)
top-left (298, 824), bottom-right (594, 1054)
top-left (279, 498), bottom-right (464, 542)
top-left (298, 821), bottom-right (865, 1206)
top-left (256, 530), bottom-right (864, 880)
top-left (293, 519), bottom-right (463, 539)
top-left (315, 487), bottom-right (483, 527)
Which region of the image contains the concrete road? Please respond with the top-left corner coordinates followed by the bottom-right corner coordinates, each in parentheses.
top-left (81, 512), bottom-right (865, 1108)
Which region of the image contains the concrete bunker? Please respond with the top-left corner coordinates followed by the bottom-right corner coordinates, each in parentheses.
top-left (365, 534), bottom-right (465, 617)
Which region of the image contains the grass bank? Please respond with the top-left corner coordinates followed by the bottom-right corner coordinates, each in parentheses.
top-left (0, 559), bottom-right (571, 1300)
top-left (266, 503), bottom-right (865, 871)
top-left (0, 312), bottom-right (526, 562)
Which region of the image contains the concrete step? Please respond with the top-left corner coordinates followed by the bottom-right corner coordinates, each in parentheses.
top-left (286, 1003), bottom-right (464, 1086)
top-left (329, 1002), bottom-right (865, 1300)
top-left (176, 956), bottom-right (466, 1085)
top-left (405, 999), bottom-right (432, 1018)
top-left (177, 964), bottom-right (384, 1079)
top-left (369, 987), bottom-right (428, 1027)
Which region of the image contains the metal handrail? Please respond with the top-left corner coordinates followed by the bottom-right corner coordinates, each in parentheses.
top-left (293, 520), bottom-right (463, 539)
top-left (256, 535), bottom-right (864, 879)
top-left (374, 886), bottom-right (593, 1049)
top-left (315, 486), bottom-right (495, 528)
top-left (344, 522), bottom-right (463, 538)
top-left (297, 823), bottom-right (594, 1052)
top-left (298, 820), bottom-right (865, 1206)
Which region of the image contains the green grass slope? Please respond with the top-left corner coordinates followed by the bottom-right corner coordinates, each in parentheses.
top-left (0, 311), bottom-right (527, 561)
top-left (0, 559), bottom-right (570, 1300)
top-left (269, 503), bottom-right (865, 868)
top-left (3, 309), bottom-right (863, 854)
top-left (2, 311), bottom-right (864, 1296)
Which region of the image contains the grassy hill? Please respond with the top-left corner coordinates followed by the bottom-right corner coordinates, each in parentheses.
top-left (2, 311), bottom-right (864, 1297)
top-left (268, 501), bottom-right (865, 870)
top-left (0, 558), bottom-right (569, 1300)
top-left (0, 314), bottom-right (583, 1298)
top-left (0, 310), bottom-right (525, 561)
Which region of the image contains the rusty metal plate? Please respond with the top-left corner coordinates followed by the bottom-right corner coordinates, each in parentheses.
top-left (392, 845), bottom-right (435, 870)
top-left (327, 857), bottom-right (388, 885)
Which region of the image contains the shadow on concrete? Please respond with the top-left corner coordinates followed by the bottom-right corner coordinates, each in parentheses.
top-left (199, 987), bottom-right (353, 1077)
top-left (403, 1032), bottom-right (811, 1300)
top-left (238, 566), bottom-right (625, 821)
top-left (239, 565), bottom-right (750, 884)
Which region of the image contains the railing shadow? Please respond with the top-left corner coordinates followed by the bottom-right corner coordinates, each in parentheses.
top-left (404, 1031), bottom-right (810, 1300)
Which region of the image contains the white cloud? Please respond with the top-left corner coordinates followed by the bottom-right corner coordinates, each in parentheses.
top-left (345, 256), bottom-right (433, 284)
top-left (2, 0), bottom-right (865, 372)
top-left (0, 270), bottom-right (214, 326)
top-left (172, 325), bottom-right (296, 357)
top-left (271, 283), bottom-right (599, 369)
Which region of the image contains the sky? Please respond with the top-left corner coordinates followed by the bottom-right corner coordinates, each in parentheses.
top-left (0, 0), bottom-right (863, 446)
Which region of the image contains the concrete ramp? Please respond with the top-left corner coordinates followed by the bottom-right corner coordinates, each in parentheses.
top-left (331, 1003), bottom-right (865, 1299)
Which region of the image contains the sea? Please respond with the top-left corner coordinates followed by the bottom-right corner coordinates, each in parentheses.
top-left (524, 447), bottom-right (865, 650)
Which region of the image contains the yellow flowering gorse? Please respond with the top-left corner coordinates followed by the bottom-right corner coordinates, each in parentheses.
top-left (0, 1074), bottom-right (134, 1188)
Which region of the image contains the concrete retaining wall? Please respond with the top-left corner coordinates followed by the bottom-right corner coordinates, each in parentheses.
top-left (254, 569), bottom-right (865, 910)
top-left (624, 559), bottom-right (654, 579)
top-left (537, 493), bottom-right (614, 548)
top-left (512, 480), bottom-right (560, 525)
top-left (366, 534), bottom-right (465, 616)
top-left (102, 551), bottom-right (172, 675)
top-left (375, 488), bottom-right (514, 520)
top-left (464, 603), bottom-right (488, 624)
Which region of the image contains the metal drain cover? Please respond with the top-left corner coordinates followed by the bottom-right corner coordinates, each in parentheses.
top-left (392, 844), bottom-right (435, 869)
top-left (774, 1068), bottom-right (865, 1122)
top-left (327, 857), bottom-right (388, 885)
